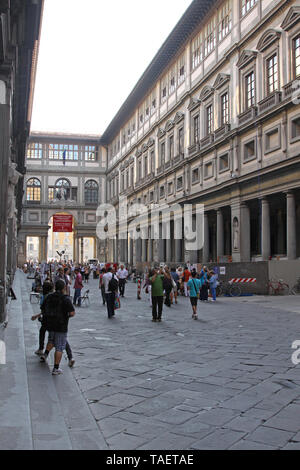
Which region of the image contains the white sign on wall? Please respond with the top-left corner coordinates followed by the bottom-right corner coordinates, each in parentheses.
top-left (0, 81), bottom-right (6, 105)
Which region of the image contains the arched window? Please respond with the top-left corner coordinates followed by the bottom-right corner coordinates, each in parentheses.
top-left (55, 178), bottom-right (71, 200)
top-left (26, 178), bottom-right (41, 202)
top-left (85, 180), bottom-right (99, 204)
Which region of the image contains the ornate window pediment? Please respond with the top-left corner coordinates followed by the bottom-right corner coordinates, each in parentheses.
top-left (157, 127), bottom-right (166, 138)
top-left (141, 143), bottom-right (148, 153)
top-left (199, 85), bottom-right (214, 102)
top-left (236, 50), bottom-right (257, 69)
top-left (147, 137), bottom-right (155, 147)
top-left (188, 96), bottom-right (200, 111)
top-left (213, 73), bottom-right (230, 90)
top-left (257, 29), bottom-right (281, 52)
top-left (174, 111), bottom-right (184, 124)
top-left (135, 148), bottom-right (142, 157)
top-left (165, 119), bottom-right (175, 132)
top-left (281, 6), bottom-right (300, 31)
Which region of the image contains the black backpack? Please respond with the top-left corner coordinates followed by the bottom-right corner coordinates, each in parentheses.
top-left (108, 274), bottom-right (118, 292)
top-left (42, 292), bottom-right (65, 331)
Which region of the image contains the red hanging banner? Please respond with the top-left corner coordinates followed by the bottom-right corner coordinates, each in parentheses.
top-left (53, 214), bottom-right (73, 232)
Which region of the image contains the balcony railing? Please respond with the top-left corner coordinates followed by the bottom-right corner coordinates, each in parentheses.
top-left (200, 134), bottom-right (214, 148)
top-left (214, 124), bottom-right (231, 141)
top-left (257, 91), bottom-right (282, 114)
top-left (238, 106), bottom-right (257, 125)
top-left (283, 80), bottom-right (300, 99)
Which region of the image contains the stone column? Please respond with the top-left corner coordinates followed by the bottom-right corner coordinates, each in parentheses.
top-left (216, 209), bottom-right (224, 260)
top-left (80, 237), bottom-right (84, 263)
top-left (135, 238), bottom-right (142, 262)
top-left (261, 198), bottom-right (271, 260)
top-left (287, 192), bottom-right (297, 260)
top-left (174, 217), bottom-right (182, 263)
top-left (129, 235), bottom-right (134, 266)
top-left (141, 227), bottom-right (148, 262)
top-left (240, 202), bottom-right (251, 262)
top-left (202, 213), bottom-right (209, 263)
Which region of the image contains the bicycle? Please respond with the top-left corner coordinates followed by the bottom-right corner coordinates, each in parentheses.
top-left (216, 280), bottom-right (241, 297)
top-left (267, 279), bottom-right (290, 295)
top-left (290, 277), bottom-right (300, 295)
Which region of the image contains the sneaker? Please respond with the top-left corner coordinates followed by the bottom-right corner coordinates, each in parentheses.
top-left (40, 354), bottom-right (48, 363)
top-left (194, 315), bottom-right (198, 320)
top-left (152, 318), bottom-right (157, 322)
top-left (68, 359), bottom-right (75, 368)
top-left (34, 349), bottom-right (43, 356)
top-left (52, 367), bottom-right (63, 375)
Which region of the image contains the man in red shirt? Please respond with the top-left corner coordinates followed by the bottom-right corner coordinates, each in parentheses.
top-left (73, 267), bottom-right (83, 307)
top-left (183, 266), bottom-right (191, 297)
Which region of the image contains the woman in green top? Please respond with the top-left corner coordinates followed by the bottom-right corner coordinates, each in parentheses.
top-left (150, 267), bottom-right (165, 322)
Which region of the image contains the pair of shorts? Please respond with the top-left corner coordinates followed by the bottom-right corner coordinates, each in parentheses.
top-left (190, 297), bottom-right (198, 307)
top-left (48, 331), bottom-right (68, 352)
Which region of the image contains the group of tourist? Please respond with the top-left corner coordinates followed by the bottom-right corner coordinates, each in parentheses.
top-left (143, 264), bottom-right (218, 321)
top-left (27, 259), bottom-right (219, 376)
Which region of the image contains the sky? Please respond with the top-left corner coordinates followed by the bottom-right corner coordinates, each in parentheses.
top-left (31, 0), bottom-right (193, 136)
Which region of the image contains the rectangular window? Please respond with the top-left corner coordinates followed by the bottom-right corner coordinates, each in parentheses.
top-left (161, 76), bottom-right (168, 103)
top-left (218, 0), bottom-right (232, 41)
top-left (244, 140), bottom-right (256, 161)
top-left (168, 182), bottom-right (173, 195)
top-left (191, 32), bottom-right (203, 69)
top-left (138, 159), bottom-right (142, 180)
top-left (84, 145), bottom-right (96, 161)
top-left (27, 142), bottom-right (43, 159)
top-left (192, 168), bottom-right (199, 183)
top-left (149, 191), bottom-right (154, 202)
top-left (193, 115), bottom-right (200, 144)
top-left (178, 127), bottom-right (184, 155)
top-left (160, 186), bottom-right (165, 198)
top-left (177, 176), bottom-right (183, 190)
top-left (204, 162), bottom-right (213, 179)
top-left (130, 166), bottom-right (134, 186)
top-left (221, 92), bottom-right (229, 125)
top-left (169, 65), bottom-right (176, 94)
top-left (144, 155), bottom-right (148, 176)
top-left (169, 135), bottom-right (174, 160)
top-left (245, 71), bottom-right (255, 109)
top-left (267, 54), bottom-right (278, 95)
top-left (160, 142), bottom-right (165, 165)
top-left (294, 36), bottom-right (300, 78)
top-left (150, 150), bottom-right (155, 172)
top-left (178, 54), bottom-right (185, 84)
top-left (219, 153), bottom-right (229, 172)
top-left (241, 0), bottom-right (257, 17)
top-left (291, 116), bottom-right (300, 140)
top-left (206, 105), bottom-right (213, 135)
top-left (126, 170), bottom-right (129, 188)
top-left (204, 17), bottom-right (216, 57)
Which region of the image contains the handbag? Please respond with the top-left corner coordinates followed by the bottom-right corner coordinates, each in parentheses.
top-left (115, 294), bottom-right (121, 310)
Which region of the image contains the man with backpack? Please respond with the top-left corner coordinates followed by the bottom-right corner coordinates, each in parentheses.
top-left (103, 266), bottom-right (119, 318)
top-left (39, 279), bottom-right (75, 375)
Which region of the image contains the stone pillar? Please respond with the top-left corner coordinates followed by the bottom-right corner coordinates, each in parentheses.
top-left (240, 203), bottom-right (251, 262)
top-left (129, 235), bottom-right (134, 266)
top-left (216, 209), bottom-right (224, 260)
top-left (80, 237), bottom-right (84, 263)
top-left (287, 192), bottom-right (296, 260)
top-left (135, 238), bottom-right (142, 262)
top-left (174, 217), bottom-right (182, 263)
top-left (141, 227), bottom-right (148, 262)
top-left (261, 198), bottom-right (271, 260)
top-left (203, 213), bottom-right (209, 263)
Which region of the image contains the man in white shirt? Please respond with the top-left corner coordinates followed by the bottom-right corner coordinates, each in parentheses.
top-left (117, 264), bottom-right (128, 297)
top-left (103, 267), bottom-right (118, 318)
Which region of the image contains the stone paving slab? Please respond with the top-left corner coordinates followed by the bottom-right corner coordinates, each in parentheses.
top-left (1, 271), bottom-right (300, 450)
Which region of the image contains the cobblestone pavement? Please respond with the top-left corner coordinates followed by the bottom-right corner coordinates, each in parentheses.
top-left (1, 271), bottom-right (300, 450)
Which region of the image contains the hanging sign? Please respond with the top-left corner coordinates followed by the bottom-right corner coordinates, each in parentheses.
top-left (53, 214), bottom-right (73, 232)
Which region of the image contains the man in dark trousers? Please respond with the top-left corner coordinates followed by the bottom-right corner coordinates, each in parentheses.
top-left (40, 279), bottom-right (75, 375)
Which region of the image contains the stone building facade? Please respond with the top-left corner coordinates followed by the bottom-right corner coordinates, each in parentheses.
top-left (99, 0), bottom-right (300, 269)
top-left (0, 0), bottom-right (44, 323)
top-left (18, 132), bottom-right (106, 265)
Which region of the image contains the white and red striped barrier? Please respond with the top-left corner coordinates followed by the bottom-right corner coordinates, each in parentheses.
top-left (229, 278), bottom-right (256, 283)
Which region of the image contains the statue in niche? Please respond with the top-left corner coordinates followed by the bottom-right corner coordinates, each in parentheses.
top-left (7, 163), bottom-right (22, 218)
top-left (233, 217), bottom-right (239, 250)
